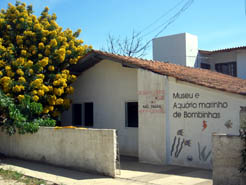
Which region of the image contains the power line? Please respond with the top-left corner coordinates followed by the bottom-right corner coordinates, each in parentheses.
top-left (139, 0), bottom-right (186, 34)
top-left (153, 0), bottom-right (194, 39)
top-left (105, 0), bottom-right (195, 57)
top-left (140, 0), bottom-right (192, 38)
top-left (135, 0), bottom-right (194, 54)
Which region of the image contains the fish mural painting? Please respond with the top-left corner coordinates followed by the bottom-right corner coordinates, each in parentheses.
top-left (171, 129), bottom-right (192, 158)
top-left (174, 138), bottom-right (184, 158)
top-left (171, 136), bottom-right (184, 158)
top-left (187, 155), bottom-right (193, 162)
top-left (224, 120), bottom-right (233, 129)
top-left (202, 120), bottom-right (207, 131)
top-left (177, 129), bottom-right (184, 136)
top-left (184, 139), bottom-right (191, 147)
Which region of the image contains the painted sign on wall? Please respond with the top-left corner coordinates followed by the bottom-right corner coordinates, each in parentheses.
top-left (172, 92), bottom-right (229, 119)
top-left (168, 80), bottom-right (243, 169)
top-left (138, 90), bottom-right (165, 114)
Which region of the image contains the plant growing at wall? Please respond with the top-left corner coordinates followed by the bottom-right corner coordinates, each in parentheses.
top-left (0, 89), bottom-right (55, 135)
top-left (0, 1), bottom-right (91, 134)
top-left (239, 128), bottom-right (246, 173)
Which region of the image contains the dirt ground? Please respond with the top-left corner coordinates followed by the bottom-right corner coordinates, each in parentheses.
top-left (0, 175), bottom-right (26, 185)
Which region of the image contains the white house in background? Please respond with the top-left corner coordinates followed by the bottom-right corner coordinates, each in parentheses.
top-left (153, 33), bottom-right (246, 79)
top-left (62, 50), bottom-right (246, 169)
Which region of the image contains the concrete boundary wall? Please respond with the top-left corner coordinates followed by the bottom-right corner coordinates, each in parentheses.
top-left (0, 127), bottom-right (117, 177)
top-left (212, 134), bottom-right (246, 185)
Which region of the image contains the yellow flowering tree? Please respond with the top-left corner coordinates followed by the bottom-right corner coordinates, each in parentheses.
top-left (0, 1), bottom-right (91, 134)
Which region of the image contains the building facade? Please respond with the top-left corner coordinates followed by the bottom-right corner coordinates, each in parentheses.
top-left (62, 50), bottom-right (246, 169)
top-left (153, 33), bottom-right (246, 79)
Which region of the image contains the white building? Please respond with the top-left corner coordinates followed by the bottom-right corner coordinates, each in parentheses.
top-left (62, 50), bottom-right (246, 169)
top-left (153, 33), bottom-right (246, 79)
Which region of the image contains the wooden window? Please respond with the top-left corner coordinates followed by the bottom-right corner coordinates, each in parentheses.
top-left (84, 102), bottom-right (93, 127)
top-left (72, 104), bottom-right (82, 125)
top-left (125, 102), bottom-right (138, 127)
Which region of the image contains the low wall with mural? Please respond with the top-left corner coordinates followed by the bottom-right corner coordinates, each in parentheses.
top-left (167, 77), bottom-right (246, 169)
top-left (0, 127), bottom-right (117, 177)
top-left (212, 134), bottom-right (246, 185)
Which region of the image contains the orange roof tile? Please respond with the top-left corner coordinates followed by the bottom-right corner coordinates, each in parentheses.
top-left (73, 50), bottom-right (246, 96)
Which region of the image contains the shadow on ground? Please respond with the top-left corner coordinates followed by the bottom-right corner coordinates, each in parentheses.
top-left (0, 155), bottom-right (212, 183)
top-left (118, 155), bottom-right (212, 180)
top-left (1, 157), bottom-right (107, 180)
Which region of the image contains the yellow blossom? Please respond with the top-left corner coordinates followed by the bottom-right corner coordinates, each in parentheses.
top-left (5, 65), bottom-right (11, 71)
top-left (18, 76), bottom-right (26, 83)
top-left (70, 74), bottom-right (77, 82)
top-left (56, 98), bottom-right (64, 105)
top-left (34, 23), bottom-right (41, 30)
top-left (48, 65), bottom-right (55, 71)
top-left (38, 57), bottom-right (48, 67)
top-left (54, 87), bottom-right (64, 96)
top-left (42, 85), bottom-right (49, 92)
top-left (48, 95), bottom-right (56, 105)
top-left (38, 89), bottom-right (44, 96)
top-left (17, 94), bottom-right (24, 102)
top-left (32, 95), bottom-right (39, 102)
top-left (21, 50), bottom-right (26, 56)
top-left (41, 37), bottom-right (47, 42)
top-left (31, 78), bottom-right (43, 88)
top-left (50, 39), bottom-right (57, 47)
top-left (7, 71), bottom-right (14, 77)
top-left (37, 74), bottom-right (45, 79)
top-left (15, 57), bottom-right (25, 66)
top-left (25, 60), bottom-right (33, 67)
top-left (44, 48), bottom-right (50, 56)
top-left (48, 85), bottom-right (53, 91)
top-left (29, 69), bottom-right (34, 75)
top-left (43, 107), bottom-right (49, 114)
top-left (66, 86), bottom-right (74, 94)
top-left (49, 106), bottom-right (54, 111)
top-left (16, 69), bottom-right (24, 76)
top-left (12, 85), bottom-right (25, 92)
top-left (38, 42), bottom-right (45, 50)
top-left (0, 60), bottom-right (6, 67)
top-left (38, 53), bottom-right (43, 59)
top-left (62, 69), bottom-right (69, 75)
top-left (32, 90), bottom-right (37, 95)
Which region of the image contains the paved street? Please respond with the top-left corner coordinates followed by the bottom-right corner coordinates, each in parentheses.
top-left (0, 157), bottom-right (212, 185)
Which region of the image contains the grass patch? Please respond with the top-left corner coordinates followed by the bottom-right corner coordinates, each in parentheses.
top-left (0, 168), bottom-right (48, 185)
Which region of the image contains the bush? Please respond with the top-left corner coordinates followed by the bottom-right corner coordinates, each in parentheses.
top-left (0, 89), bottom-right (56, 135)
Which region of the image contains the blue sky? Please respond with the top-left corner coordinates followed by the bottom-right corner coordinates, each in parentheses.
top-left (0, 0), bottom-right (246, 58)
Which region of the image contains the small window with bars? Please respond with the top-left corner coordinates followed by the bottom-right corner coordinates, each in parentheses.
top-left (215, 62), bottom-right (237, 77)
